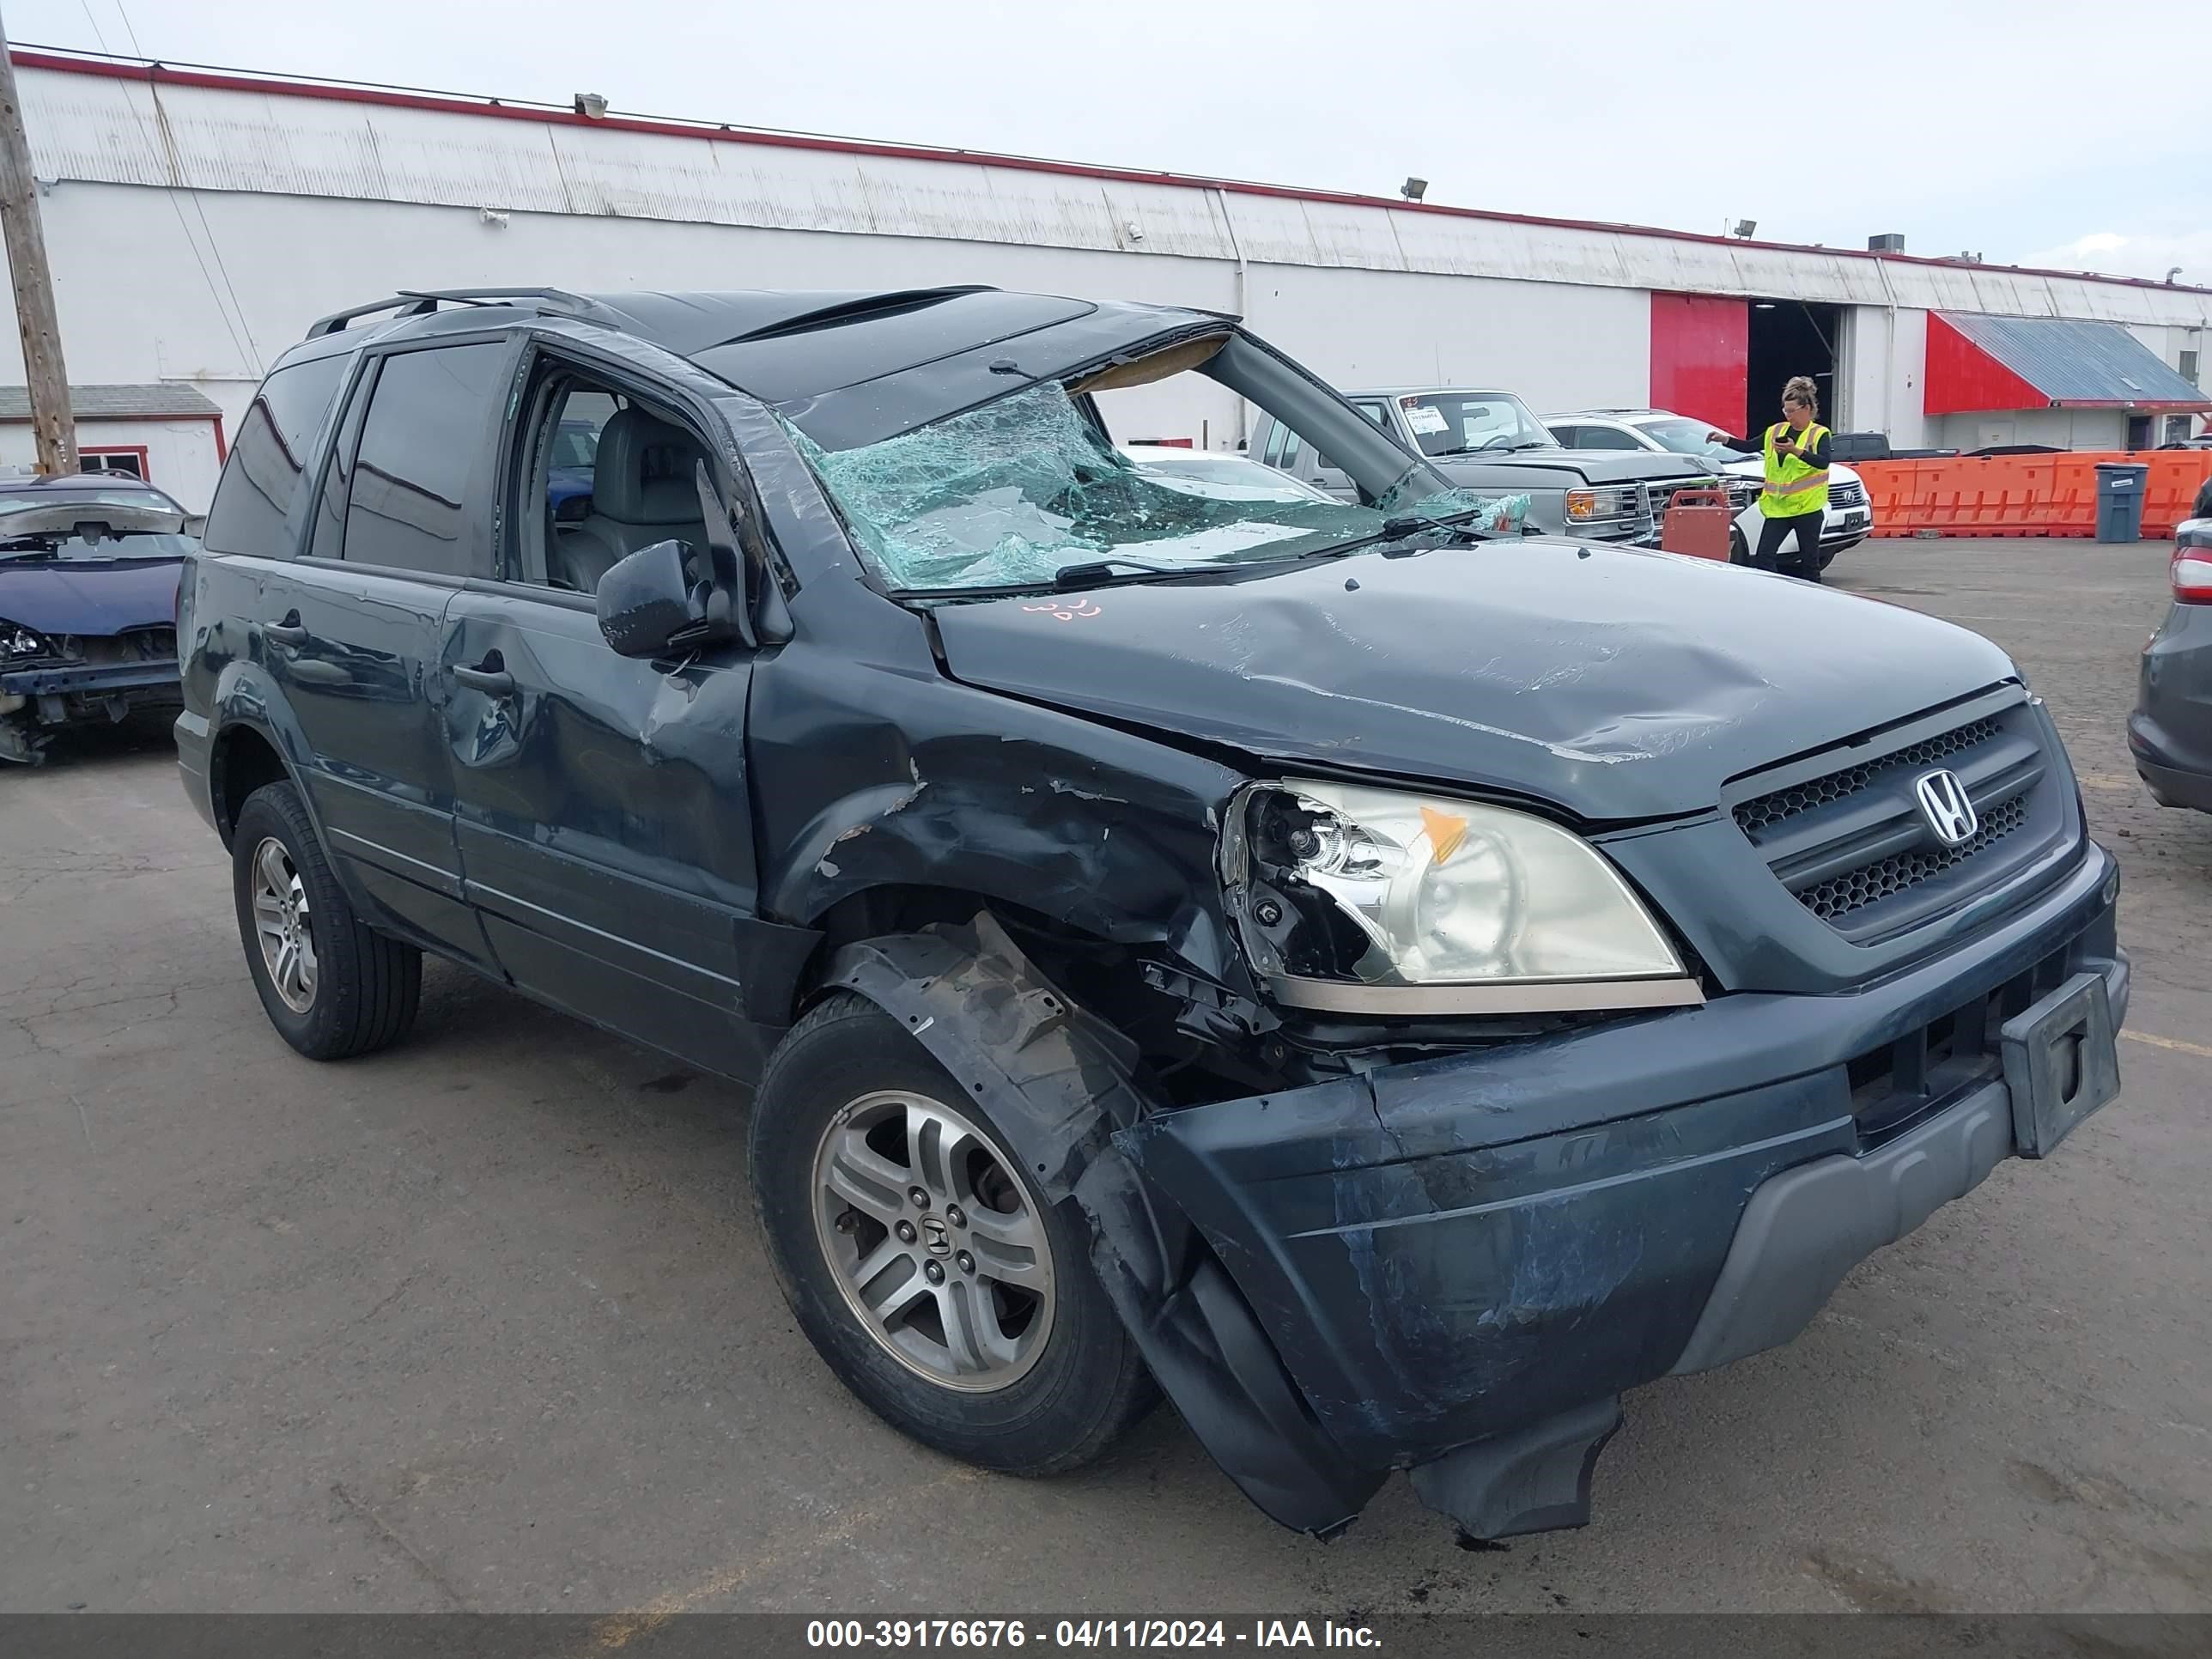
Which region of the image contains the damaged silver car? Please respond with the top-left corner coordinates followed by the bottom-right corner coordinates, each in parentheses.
top-left (178, 285), bottom-right (2125, 1542)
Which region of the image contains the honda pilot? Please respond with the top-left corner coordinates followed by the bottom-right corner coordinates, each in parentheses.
top-left (176, 285), bottom-right (2127, 1542)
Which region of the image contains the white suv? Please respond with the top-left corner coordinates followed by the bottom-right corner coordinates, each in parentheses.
top-left (1543, 408), bottom-right (1875, 571)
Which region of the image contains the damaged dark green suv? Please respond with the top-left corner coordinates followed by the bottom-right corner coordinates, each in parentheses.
top-left (177, 285), bottom-right (2127, 1541)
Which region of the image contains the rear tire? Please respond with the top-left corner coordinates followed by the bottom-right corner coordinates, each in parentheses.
top-left (232, 781), bottom-right (421, 1060)
top-left (750, 991), bottom-right (1155, 1474)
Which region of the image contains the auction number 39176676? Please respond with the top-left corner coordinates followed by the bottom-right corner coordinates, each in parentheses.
top-left (804, 1620), bottom-right (1382, 1649)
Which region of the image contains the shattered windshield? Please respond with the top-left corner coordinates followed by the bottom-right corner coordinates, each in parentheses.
top-left (794, 380), bottom-right (1400, 592)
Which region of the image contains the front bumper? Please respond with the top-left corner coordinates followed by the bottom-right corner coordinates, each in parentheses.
top-left (1123, 841), bottom-right (2124, 1534)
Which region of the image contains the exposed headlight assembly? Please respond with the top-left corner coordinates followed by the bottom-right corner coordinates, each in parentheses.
top-left (3, 620), bottom-right (53, 659)
top-left (1224, 781), bottom-right (1700, 1015)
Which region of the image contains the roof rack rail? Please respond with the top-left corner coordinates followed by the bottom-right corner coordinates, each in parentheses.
top-left (306, 288), bottom-right (623, 339)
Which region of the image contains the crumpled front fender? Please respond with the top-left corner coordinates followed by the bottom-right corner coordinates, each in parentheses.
top-left (825, 917), bottom-right (1382, 1535)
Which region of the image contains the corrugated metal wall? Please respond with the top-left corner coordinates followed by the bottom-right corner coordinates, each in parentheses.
top-left (3, 57), bottom-right (2206, 507)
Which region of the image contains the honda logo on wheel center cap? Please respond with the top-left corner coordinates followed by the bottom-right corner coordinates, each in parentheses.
top-left (1914, 769), bottom-right (1979, 846)
top-left (919, 1215), bottom-right (951, 1255)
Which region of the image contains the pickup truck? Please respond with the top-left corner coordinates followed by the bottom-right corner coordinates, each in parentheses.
top-left (1250, 386), bottom-right (1736, 544)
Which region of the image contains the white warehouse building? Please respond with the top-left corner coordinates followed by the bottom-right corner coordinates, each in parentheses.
top-left (3, 45), bottom-right (2209, 511)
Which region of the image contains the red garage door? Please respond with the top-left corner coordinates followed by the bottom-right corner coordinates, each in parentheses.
top-left (1650, 293), bottom-right (1747, 432)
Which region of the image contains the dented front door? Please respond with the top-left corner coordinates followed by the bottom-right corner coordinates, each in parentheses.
top-left (438, 586), bottom-right (768, 1077)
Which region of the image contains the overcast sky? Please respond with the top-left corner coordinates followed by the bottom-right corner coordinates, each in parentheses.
top-left (10, 0), bottom-right (2207, 284)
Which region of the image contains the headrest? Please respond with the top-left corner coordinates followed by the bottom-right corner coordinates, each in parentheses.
top-left (592, 407), bottom-right (706, 525)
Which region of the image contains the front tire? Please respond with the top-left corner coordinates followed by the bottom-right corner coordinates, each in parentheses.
top-left (232, 781), bottom-right (421, 1060)
top-left (750, 991), bottom-right (1155, 1474)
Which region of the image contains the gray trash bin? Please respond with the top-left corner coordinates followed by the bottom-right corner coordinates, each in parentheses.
top-left (2094, 462), bottom-right (2149, 543)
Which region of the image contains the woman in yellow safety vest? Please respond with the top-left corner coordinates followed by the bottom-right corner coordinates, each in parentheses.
top-left (1708, 375), bottom-right (1832, 581)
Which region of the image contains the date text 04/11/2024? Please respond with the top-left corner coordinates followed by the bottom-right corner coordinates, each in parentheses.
top-left (804, 1620), bottom-right (1383, 1649)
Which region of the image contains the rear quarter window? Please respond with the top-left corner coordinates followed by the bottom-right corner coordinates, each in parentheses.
top-left (201, 355), bottom-right (352, 556)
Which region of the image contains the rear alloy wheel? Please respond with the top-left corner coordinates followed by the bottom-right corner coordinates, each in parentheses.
top-left (250, 837), bottom-right (319, 1014)
top-left (231, 781), bottom-right (421, 1060)
top-left (751, 991), bottom-right (1154, 1474)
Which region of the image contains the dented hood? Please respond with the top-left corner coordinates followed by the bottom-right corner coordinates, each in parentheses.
top-left (0, 555), bottom-right (182, 639)
top-left (930, 540), bottom-right (2017, 820)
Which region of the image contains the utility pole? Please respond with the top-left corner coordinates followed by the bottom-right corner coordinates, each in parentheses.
top-left (0, 9), bottom-right (76, 475)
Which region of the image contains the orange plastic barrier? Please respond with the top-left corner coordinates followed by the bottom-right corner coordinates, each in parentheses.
top-left (1859, 450), bottom-right (2212, 538)
top-left (2143, 452), bottom-right (2212, 537)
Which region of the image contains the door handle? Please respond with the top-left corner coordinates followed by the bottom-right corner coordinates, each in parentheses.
top-left (453, 653), bottom-right (515, 696)
top-left (264, 613), bottom-right (308, 647)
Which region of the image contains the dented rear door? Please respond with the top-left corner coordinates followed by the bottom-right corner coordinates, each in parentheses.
top-left (438, 585), bottom-right (768, 1077)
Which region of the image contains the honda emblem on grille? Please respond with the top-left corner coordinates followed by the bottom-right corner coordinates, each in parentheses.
top-left (1914, 769), bottom-right (1978, 846)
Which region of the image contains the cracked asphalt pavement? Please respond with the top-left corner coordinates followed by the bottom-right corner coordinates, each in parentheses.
top-left (2, 538), bottom-right (2208, 1619)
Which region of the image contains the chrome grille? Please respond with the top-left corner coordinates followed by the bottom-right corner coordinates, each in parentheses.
top-left (1644, 477), bottom-right (1721, 526)
top-left (1830, 478), bottom-right (1869, 509)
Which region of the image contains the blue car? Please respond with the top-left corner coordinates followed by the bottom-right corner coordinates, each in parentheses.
top-left (0, 474), bottom-right (193, 766)
top-left (546, 416), bottom-right (600, 514)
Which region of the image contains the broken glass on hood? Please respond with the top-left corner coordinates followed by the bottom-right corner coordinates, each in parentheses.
top-left (791, 380), bottom-right (1522, 592)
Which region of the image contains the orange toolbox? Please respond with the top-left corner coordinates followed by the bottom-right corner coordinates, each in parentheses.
top-left (1659, 487), bottom-right (1735, 561)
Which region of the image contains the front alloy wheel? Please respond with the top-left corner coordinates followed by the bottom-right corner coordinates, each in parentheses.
top-left (750, 991), bottom-right (1154, 1474)
top-left (813, 1089), bottom-right (1056, 1392)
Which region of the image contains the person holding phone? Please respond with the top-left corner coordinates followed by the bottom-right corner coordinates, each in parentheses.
top-left (1709, 375), bottom-right (1831, 580)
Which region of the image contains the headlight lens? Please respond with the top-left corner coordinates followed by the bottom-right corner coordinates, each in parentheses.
top-left (1565, 486), bottom-right (1638, 523)
top-left (1229, 781), bottom-right (1686, 994)
top-left (3, 620), bottom-right (52, 659)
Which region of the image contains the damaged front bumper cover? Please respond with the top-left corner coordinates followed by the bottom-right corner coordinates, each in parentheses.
top-left (3, 659), bottom-right (182, 762)
top-left (833, 846), bottom-right (2124, 1543)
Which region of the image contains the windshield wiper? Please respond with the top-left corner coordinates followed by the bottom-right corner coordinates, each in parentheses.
top-left (1286, 506), bottom-right (1497, 564)
top-left (1049, 557), bottom-right (1230, 591)
top-left (1434, 439), bottom-right (1547, 459)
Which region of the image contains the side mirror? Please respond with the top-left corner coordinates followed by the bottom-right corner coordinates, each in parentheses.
top-left (596, 538), bottom-right (704, 659)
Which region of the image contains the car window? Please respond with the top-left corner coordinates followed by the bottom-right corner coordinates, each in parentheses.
top-left (202, 354), bottom-right (351, 556)
top-left (509, 362), bottom-right (710, 595)
top-left (1259, 422), bottom-right (1285, 467)
top-left (1568, 424), bottom-right (1642, 450)
top-left (1352, 401), bottom-right (1389, 430)
top-left (339, 343), bottom-right (510, 577)
top-left (1279, 429), bottom-right (1303, 472)
top-left (550, 392), bottom-right (619, 477)
top-left (1633, 416), bottom-right (1741, 465)
top-left (1395, 392), bottom-right (1551, 458)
